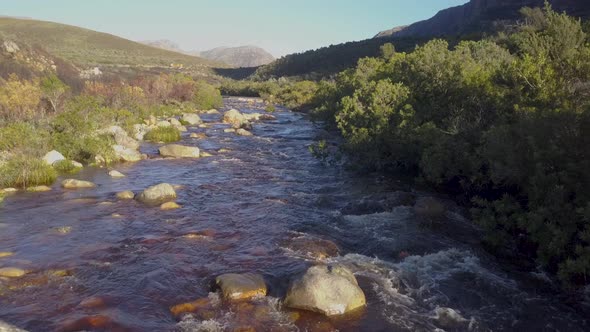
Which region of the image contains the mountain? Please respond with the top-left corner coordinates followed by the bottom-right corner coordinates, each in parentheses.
top-left (0, 17), bottom-right (223, 73)
top-left (141, 39), bottom-right (184, 53)
top-left (196, 46), bottom-right (275, 68)
top-left (376, 0), bottom-right (590, 38)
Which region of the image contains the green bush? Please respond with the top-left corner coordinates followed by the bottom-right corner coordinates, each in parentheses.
top-left (0, 122), bottom-right (51, 156)
top-left (52, 159), bottom-right (81, 174)
top-left (265, 104), bottom-right (276, 113)
top-left (314, 5), bottom-right (590, 287)
top-left (0, 156), bottom-right (57, 188)
top-left (144, 126), bottom-right (181, 143)
top-left (193, 81), bottom-right (222, 110)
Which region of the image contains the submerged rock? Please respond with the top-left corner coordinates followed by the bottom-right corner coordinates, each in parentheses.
top-left (284, 265), bottom-right (366, 316)
top-left (215, 273), bottom-right (267, 301)
top-left (0, 267), bottom-right (27, 278)
top-left (159, 144), bottom-right (200, 158)
top-left (27, 185), bottom-right (52, 192)
top-left (0, 252), bottom-right (14, 258)
top-left (136, 183), bottom-right (176, 205)
top-left (42, 150), bottom-right (66, 165)
top-left (61, 179), bottom-right (96, 189)
top-left (116, 191), bottom-right (135, 200)
top-left (282, 235), bottom-right (340, 260)
top-left (161, 201), bottom-right (181, 210)
top-left (0, 320), bottom-right (27, 332)
top-left (190, 132), bottom-right (207, 139)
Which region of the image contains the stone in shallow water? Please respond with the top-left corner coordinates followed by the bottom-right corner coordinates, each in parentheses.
top-left (108, 170), bottom-right (125, 178)
top-left (284, 264), bottom-right (366, 316)
top-left (159, 144), bottom-right (200, 158)
top-left (0, 252), bottom-right (14, 258)
top-left (116, 191), bottom-right (135, 200)
top-left (136, 183), bottom-right (176, 205)
top-left (161, 202), bottom-right (181, 210)
top-left (170, 297), bottom-right (213, 318)
top-left (0, 267), bottom-right (27, 278)
top-left (282, 235), bottom-right (339, 260)
top-left (61, 179), bottom-right (96, 189)
top-left (26, 185), bottom-right (52, 192)
top-left (236, 128), bottom-right (253, 136)
top-left (215, 273), bottom-right (267, 301)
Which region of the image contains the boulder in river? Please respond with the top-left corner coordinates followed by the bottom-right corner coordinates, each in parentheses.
top-left (413, 197), bottom-right (446, 219)
top-left (116, 191), bottom-right (135, 200)
top-left (42, 150), bottom-right (66, 165)
top-left (236, 128), bottom-right (253, 136)
top-left (284, 264), bottom-right (366, 316)
top-left (113, 145), bottom-right (143, 162)
top-left (159, 144), bottom-right (200, 158)
top-left (182, 113), bottom-right (203, 125)
top-left (61, 179), bottom-right (96, 189)
top-left (215, 273), bottom-right (267, 301)
top-left (0, 251), bottom-right (14, 258)
top-left (223, 109), bottom-right (250, 129)
top-left (136, 183), bottom-right (176, 205)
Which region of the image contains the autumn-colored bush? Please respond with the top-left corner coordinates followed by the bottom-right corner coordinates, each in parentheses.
top-left (0, 74), bottom-right (42, 122)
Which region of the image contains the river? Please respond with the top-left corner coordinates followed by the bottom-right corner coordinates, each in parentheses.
top-left (0, 97), bottom-right (588, 331)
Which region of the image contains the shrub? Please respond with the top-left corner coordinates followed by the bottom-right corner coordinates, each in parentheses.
top-left (0, 74), bottom-right (42, 122)
top-left (193, 81), bottom-right (223, 110)
top-left (52, 159), bottom-right (81, 174)
top-left (0, 122), bottom-right (51, 156)
top-left (0, 156), bottom-right (57, 188)
top-left (265, 104), bottom-right (276, 113)
top-left (144, 127), bottom-right (181, 143)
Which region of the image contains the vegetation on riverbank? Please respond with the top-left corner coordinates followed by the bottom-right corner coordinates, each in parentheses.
top-left (0, 71), bottom-right (222, 188)
top-left (223, 4), bottom-right (590, 288)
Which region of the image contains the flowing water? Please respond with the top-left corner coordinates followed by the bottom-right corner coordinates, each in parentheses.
top-left (0, 97), bottom-right (588, 332)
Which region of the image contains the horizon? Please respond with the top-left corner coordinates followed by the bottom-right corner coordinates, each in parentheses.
top-left (0, 0), bottom-right (468, 57)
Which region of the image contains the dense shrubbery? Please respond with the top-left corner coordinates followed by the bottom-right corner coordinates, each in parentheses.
top-left (312, 5), bottom-right (590, 287)
top-left (144, 126), bottom-right (181, 143)
top-left (0, 71), bottom-right (222, 187)
top-left (220, 79), bottom-right (318, 111)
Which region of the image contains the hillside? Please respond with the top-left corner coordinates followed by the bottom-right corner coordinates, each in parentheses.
top-left (376, 0), bottom-right (590, 38)
top-left (140, 39), bottom-right (184, 53)
top-left (255, 0), bottom-right (590, 80)
top-left (197, 46), bottom-right (275, 68)
top-left (0, 18), bottom-right (224, 73)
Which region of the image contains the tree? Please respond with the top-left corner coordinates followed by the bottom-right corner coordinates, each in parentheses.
top-left (40, 73), bottom-right (69, 113)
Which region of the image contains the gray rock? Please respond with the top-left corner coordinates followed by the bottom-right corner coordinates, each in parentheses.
top-left (284, 265), bottom-right (366, 316)
top-left (181, 113), bottom-right (203, 125)
top-left (159, 144), bottom-right (200, 158)
top-left (136, 183), bottom-right (176, 205)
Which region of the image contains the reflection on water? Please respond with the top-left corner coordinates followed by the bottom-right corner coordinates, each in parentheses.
top-left (0, 98), bottom-right (588, 331)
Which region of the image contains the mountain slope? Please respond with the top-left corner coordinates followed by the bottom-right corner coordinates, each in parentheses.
top-left (376, 0), bottom-right (590, 38)
top-left (141, 39), bottom-right (184, 53)
top-left (0, 18), bottom-right (223, 70)
top-left (197, 46), bottom-right (275, 68)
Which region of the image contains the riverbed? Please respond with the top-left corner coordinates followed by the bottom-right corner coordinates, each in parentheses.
top-left (0, 97), bottom-right (588, 331)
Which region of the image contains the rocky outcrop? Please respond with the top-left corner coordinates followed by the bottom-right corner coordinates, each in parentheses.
top-left (215, 273), bottom-right (267, 300)
top-left (284, 265), bottom-right (366, 316)
top-left (136, 183), bottom-right (176, 205)
top-left (159, 144), bottom-right (200, 158)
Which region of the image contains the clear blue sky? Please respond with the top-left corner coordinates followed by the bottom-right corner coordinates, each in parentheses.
top-left (0, 0), bottom-right (468, 57)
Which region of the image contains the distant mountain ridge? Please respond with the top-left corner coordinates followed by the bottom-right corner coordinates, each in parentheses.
top-left (141, 40), bottom-right (275, 68)
top-left (196, 46), bottom-right (275, 68)
top-left (376, 0), bottom-right (590, 38)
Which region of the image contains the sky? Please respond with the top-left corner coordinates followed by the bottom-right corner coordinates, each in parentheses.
top-left (0, 0), bottom-right (468, 57)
